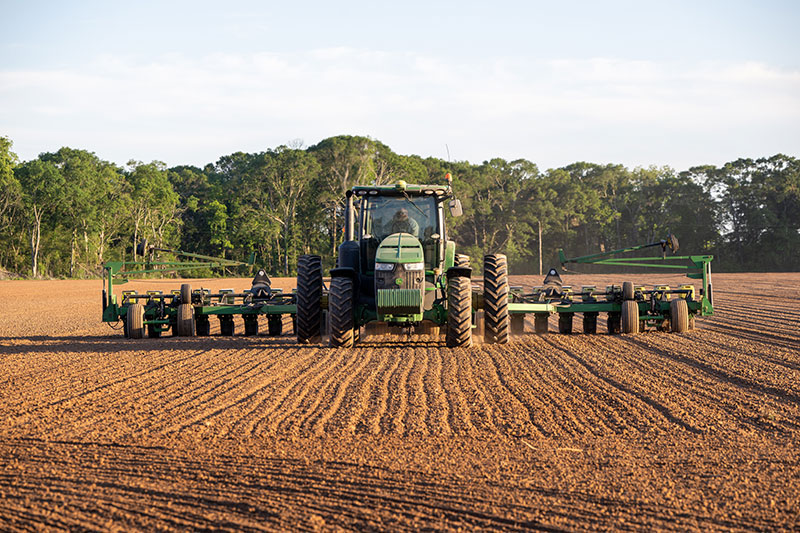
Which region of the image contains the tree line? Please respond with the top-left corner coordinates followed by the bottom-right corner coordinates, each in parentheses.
top-left (0, 134), bottom-right (798, 278)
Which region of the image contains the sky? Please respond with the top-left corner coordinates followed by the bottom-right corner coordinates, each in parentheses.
top-left (1, 0), bottom-right (799, 171)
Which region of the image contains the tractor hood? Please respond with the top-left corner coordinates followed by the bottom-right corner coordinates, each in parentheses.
top-left (375, 233), bottom-right (424, 264)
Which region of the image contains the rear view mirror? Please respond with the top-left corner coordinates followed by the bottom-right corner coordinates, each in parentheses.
top-left (449, 199), bottom-right (463, 217)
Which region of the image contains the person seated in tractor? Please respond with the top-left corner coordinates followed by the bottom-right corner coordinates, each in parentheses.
top-left (387, 208), bottom-right (420, 237)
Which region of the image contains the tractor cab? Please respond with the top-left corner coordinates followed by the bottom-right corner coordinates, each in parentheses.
top-left (357, 186), bottom-right (447, 273)
top-left (333, 182), bottom-right (462, 325)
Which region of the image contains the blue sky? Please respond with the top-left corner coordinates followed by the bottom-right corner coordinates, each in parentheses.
top-left (2, 0), bottom-right (799, 170)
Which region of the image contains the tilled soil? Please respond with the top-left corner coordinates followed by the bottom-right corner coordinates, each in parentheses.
top-left (0, 273), bottom-right (798, 531)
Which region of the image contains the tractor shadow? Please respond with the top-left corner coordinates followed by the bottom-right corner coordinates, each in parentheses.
top-left (0, 334), bottom-right (304, 356)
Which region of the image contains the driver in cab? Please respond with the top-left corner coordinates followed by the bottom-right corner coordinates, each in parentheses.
top-left (388, 208), bottom-right (419, 237)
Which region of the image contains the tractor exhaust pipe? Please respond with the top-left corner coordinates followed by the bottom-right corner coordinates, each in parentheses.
top-left (345, 190), bottom-right (355, 242)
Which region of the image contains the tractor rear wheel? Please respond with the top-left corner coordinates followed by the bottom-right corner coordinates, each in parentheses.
top-left (622, 281), bottom-right (634, 301)
top-left (455, 254), bottom-right (470, 268)
top-left (446, 276), bottom-right (473, 348)
top-left (329, 276), bottom-right (355, 348)
top-left (483, 254), bottom-right (509, 344)
top-left (127, 303), bottom-right (145, 339)
top-left (176, 303), bottom-right (195, 336)
top-left (180, 283), bottom-right (192, 305)
top-left (621, 300), bottom-right (639, 334)
top-left (296, 255), bottom-right (323, 344)
top-left (670, 299), bottom-right (689, 333)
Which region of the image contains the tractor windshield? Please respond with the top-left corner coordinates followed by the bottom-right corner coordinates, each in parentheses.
top-left (362, 195), bottom-right (439, 243)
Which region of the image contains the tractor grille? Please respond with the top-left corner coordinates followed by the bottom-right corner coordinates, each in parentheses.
top-left (375, 264), bottom-right (424, 292)
top-left (377, 289), bottom-right (423, 314)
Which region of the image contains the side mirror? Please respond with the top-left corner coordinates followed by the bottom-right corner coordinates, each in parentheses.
top-left (449, 199), bottom-right (463, 217)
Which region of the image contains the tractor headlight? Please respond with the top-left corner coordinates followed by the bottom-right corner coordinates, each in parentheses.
top-left (375, 262), bottom-right (395, 271)
top-left (403, 262), bottom-right (425, 271)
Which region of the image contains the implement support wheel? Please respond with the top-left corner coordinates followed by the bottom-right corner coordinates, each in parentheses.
top-left (180, 283), bottom-right (192, 304)
top-left (622, 281), bottom-right (634, 301)
top-left (329, 276), bottom-right (355, 348)
top-left (621, 300), bottom-right (639, 334)
top-left (176, 303), bottom-right (195, 336)
top-left (483, 254), bottom-right (509, 344)
top-left (127, 303), bottom-right (145, 339)
top-left (296, 255), bottom-right (323, 344)
top-left (670, 299), bottom-right (689, 333)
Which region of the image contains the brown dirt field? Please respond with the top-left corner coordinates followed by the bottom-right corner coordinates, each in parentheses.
top-left (0, 273), bottom-right (798, 531)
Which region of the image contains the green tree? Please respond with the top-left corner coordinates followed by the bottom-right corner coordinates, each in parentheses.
top-left (15, 159), bottom-right (67, 277)
top-left (0, 137), bottom-right (23, 272)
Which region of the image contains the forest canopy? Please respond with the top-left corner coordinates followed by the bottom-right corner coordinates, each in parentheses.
top-left (1, 134), bottom-right (798, 278)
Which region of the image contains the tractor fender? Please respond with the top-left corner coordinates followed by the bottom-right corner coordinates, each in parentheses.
top-left (446, 266), bottom-right (472, 279)
top-left (330, 267), bottom-right (358, 280)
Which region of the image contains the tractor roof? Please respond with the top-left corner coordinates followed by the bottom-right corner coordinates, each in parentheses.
top-left (351, 181), bottom-right (452, 198)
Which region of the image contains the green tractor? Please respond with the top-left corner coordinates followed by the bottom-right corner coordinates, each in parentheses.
top-left (295, 178), bottom-right (511, 348)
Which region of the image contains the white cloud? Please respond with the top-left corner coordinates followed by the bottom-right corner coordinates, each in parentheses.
top-left (1, 49), bottom-right (798, 169)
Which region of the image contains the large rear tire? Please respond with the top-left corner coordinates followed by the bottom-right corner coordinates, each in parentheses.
top-left (483, 254), bottom-right (509, 344)
top-left (446, 276), bottom-right (473, 348)
top-left (296, 255), bottom-right (323, 344)
top-left (670, 299), bottom-right (689, 333)
top-left (329, 276), bottom-right (355, 348)
top-left (176, 303), bottom-right (195, 336)
top-left (127, 303), bottom-right (145, 339)
top-left (621, 300), bottom-right (639, 334)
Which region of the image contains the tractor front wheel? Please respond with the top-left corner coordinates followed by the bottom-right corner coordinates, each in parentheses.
top-left (446, 276), bottom-right (473, 348)
top-left (483, 254), bottom-right (509, 344)
top-left (329, 276), bottom-right (355, 348)
top-left (296, 255), bottom-right (323, 344)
